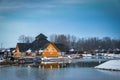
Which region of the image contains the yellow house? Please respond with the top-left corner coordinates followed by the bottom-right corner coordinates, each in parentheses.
top-left (14, 44), bottom-right (21, 57)
top-left (41, 43), bottom-right (61, 57)
top-left (14, 43), bottom-right (31, 57)
top-left (14, 33), bottom-right (67, 57)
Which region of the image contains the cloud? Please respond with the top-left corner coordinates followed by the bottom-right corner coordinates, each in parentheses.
top-left (0, 0), bottom-right (77, 15)
top-left (1, 0), bottom-right (120, 19)
top-left (0, 0), bottom-right (91, 10)
top-left (0, 1), bottom-right (57, 12)
top-left (0, 0), bottom-right (110, 13)
top-left (54, 0), bottom-right (84, 4)
top-left (0, 0), bottom-right (94, 16)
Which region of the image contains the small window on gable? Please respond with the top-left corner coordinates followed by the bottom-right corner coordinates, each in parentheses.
top-left (46, 48), bottom-right (48, 51)
top-left (52, 49), bottom-right (54, 51)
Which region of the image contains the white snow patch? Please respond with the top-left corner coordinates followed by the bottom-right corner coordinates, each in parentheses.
top-left (2, 50), bottom-right (5, 52)
top-left (26, 49), bottom-right (31, 53)
top-left (12, 50), bottom-right (15, 53)
top-left (0, 59), bottom-right (5, 62)
top-left (69, 49), bottom-right (74, 52)
top-left (82, 54), bottom-right (92, 57)
top-left (95, 60), bottom-right (120, 71)
top-left (39, 49), bottom-right (43, 53)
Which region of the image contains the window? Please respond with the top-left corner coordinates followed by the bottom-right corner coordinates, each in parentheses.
top-left (52, 49), bottom-right (54, 51)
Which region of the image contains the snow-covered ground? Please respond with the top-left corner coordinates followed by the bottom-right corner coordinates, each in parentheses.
top-left (104, 54), bottom-right (120, 58)
top-left (95, 60), bottom-right (120, 71)
top-left (0, 59), bottom-right (5, 62)
top-left (82, 54), bottom-right (92, 57)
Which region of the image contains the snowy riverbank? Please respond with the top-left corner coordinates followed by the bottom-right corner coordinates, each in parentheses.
top-left (0, 59), bottom-right (5, 62)
top-left (95, 60), bottom-right (120, 71)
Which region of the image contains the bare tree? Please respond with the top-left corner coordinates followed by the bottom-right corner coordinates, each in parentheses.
top-left (49, 34), bottom-right (57, 42)
top-left (18, 35), bottom-right (34, 43)
top-left (18, 35), bottom-right (25, 43)
top-left (49, 34), bottom-right (120, 52)
top-left (49, 34), bottom-right (71, 49)
top-left (65, 35), bottom-right (77, 49)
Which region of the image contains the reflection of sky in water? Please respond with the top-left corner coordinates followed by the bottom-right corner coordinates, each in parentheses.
top-left (96, 69), bottom-right (120, 78)
top-left (0, 66), bottom-right (120, 80)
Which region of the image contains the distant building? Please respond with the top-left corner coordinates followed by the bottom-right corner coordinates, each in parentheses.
top-left (0, 48), bottom-right (5, 57)
top-left (14, 33), bottom-right (67, 57)
top-left (0, 51), bottom-right (4, 57)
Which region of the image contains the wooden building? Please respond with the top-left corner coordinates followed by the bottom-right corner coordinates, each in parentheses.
top-left (14, 33), bottom-right (67, 57)
top-left (41, 43), bottom-right (61, 57)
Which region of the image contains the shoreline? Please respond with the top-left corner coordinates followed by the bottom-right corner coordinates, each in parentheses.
top-left (0, 59), bottom-right (103, 67)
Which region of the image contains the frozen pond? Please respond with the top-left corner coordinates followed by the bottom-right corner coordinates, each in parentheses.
top-left (0, 61), bottom-right (120, 80)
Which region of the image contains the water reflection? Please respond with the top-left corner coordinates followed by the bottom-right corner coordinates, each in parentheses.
top-left (28, 60), bottom-right (100, 69)
top-left (29, 62), bottom-right (69, 69)
top-left (0, 64), bottom-right (120, 80)
top-left (0, 58), bottom-right (119, 80)
top-left (41, 63), bottom-right (60, 69)
top-left (97, 69), bottom-right (120, 77)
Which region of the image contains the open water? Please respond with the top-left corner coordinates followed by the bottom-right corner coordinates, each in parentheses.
top-left (0, 60), bottom-right (120, 80)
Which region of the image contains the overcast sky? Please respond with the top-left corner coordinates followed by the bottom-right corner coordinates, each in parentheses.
top-left (0, 0), bottom-right (120, 48)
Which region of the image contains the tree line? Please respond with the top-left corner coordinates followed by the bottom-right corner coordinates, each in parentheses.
top-left (18, 34), bottom-right (120, 52)
top-left (49, 34), bottom-right (120, 52)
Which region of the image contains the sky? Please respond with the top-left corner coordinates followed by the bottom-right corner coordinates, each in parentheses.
top-left (0, 0), bottom-right (120, 48)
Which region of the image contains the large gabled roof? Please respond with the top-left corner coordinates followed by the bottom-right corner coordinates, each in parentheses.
top-left (31, 39), bottom-right (50, 51)
top-left (17, 43), bottom-right (32, 52)
top-left (17, 40), bottom-right (50, 52)
top-left (54, 43), bottom-right (68, 52)
top-left (16, 33), bottom-right (68, 52)
top-left (35, 33), bottom-right (47, 40)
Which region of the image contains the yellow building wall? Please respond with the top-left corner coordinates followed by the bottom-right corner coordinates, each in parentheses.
top-left (14, 52), bottom-right (21, 57)
top-left (42, 43), bottom-right (61, 57)
top-left (14, 44), bottom-right (22, 57)
top-left (14, 43), bottom-right (61, 57)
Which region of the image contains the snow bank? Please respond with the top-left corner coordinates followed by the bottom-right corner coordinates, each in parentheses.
top-left (95, 60), bottom-right (120, 71)
top-left (104, 54), bottom-right (120, 58)
top-left (0, 59), bottom-right (5, 62)
top-left (82, 54), bottom-right (92, 57)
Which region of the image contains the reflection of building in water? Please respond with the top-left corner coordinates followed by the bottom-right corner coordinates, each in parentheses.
top-left (40, 62), bottom-right (71, 69)
top-left (41, 63), bottom-right (60, 69)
